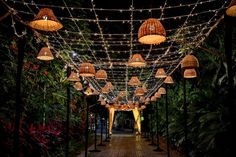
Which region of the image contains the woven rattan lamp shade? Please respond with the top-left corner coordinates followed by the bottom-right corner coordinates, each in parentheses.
top-left (158, 87), bottom-right (166, 95)
top-left (183, 68), bottom-right (197, 78)
top-left (73, 82), bottom-right (83, 91)
top-left (37, 47), bottom-right (54, 61)
top-left (101, 86), bottom-right (109, 94)
top-left (95, 70), bottom-right (107, 80)
top-left (226, 0), bottom-right (236, 17)
top-left (29, 8), bottom-right (63, 31)
top-left (128, 76), bottom-right (141, 86)
top-left (151, 96), bottom-right (157, 102)
top-left (164, 75), bottom-right (174, 84)
top-left (79, 63), bottom-right (95, 77)
top-left (181, 54), bottom-right (199, 69)
top-left (118, 91), bottom-right (126, 97)
top-left (135, 87), bottom-right (145, 96)
top-left (105, 82), bottom-right (114, 90)
top-left (154, 92), bottom-right (161, 98)
top-left (67, 71), bottom-right (80, 82)
top-left (138, 18), bottom-right (166, 45)
top-left (128, 54), bottom-right (146, 67)
top-left (155, 68), bottom-right (167, 78)
top-left (84, 87), bottom-right (93, 96)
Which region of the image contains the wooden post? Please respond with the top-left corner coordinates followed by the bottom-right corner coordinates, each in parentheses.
top-left (65, 66), bottom-right (71, 157)
top-left (13, 36), bottom-right (25, 157)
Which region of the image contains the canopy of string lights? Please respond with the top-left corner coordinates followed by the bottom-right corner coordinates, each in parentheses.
top-left (4, 0), bottom-right (228, 106)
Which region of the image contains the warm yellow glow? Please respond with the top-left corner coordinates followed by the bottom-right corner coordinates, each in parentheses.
top-left (67, 71), bottom-right (80, 82)
top-left (29, 8), bottom-right (63, 31)
top-left (132, 108), bottom-right (141, 134)
top-left (184, 69), bottom-right (197, 78)
top-left (164, 75), bottom-right (174, 84)
top-left (109, 107), bottom-right (115, 135)
top-left (155, 68), bottom-right (167, 78)
top-left (37, 47), bottom-right (54, 61)
top-left (226, 0), bottom-right (236, 17)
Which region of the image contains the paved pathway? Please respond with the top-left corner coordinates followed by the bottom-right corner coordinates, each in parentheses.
top-left (77, 134), bottom-right (167, 157)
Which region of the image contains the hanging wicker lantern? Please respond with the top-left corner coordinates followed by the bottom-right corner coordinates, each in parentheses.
top-left (226, 0), bottom-right (236, 17)
top-left (128, 76), bottom-right (141, 86)
top-left (139, 96), bottom-right (145, 102)
top-left (73, 82), bottom-right (83, 91)
top-left (105, 82), bottom-right (114, 90)
top-left (181, 54), bottom-right (199, 69)
top-left (95, 69), bottom-right (107, 80)
top-left (135, 87), bottom-right (145, 96)
top-left (158, 87), bottom-right (166, 95)
top-left (154, 92), bottom-right (161, 98)
top-left (151, 96), bottom-right (157, 102)
top-left (155, 68), bottom-right (167, 78)
top-left (101, 86), bottom-right (109, 94)
top-left (183, 68), bottom-right (197, 79)
top-left (128, 54), bottom-right (146, 67)
top-left (138, 18), bottom-right (166, 45)
top-left (164, 75), bottom-right (174, 84)
top-left (145, 97), bottom-right (150, 102)
top-left (84, 87), bottom-right (93, 96)
top-left (118, 91), bottom-right (126, 97)
top-left (37, 47), bottom-right (54, 61)
top-left (79, 63), bottom-right (95, 77)
top-left (67, 71), bottom-right (80, 82)
top-left (29, 8), bottom-right (63, 31)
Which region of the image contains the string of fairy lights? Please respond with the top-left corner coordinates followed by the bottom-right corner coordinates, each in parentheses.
top-left (4, 0), bottom-right (228, 105)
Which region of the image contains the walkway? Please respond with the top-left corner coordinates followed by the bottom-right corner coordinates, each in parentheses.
top-left (77, 134), bottom-right (167, 157)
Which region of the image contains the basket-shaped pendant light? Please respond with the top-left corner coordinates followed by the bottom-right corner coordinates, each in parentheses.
top-left (158, 87), bottom-right (166, 95)
top-left (105, 82), bottom-right (114, 90)
top-left (79, 63), bottom-right (95, 77)
top-left (155, 68), bottom-right (167, 78)
top-left (183, 68), bottom-right (197, 79)
top-left (84, 87), bottom-right (93, 96)
top-left (181, 54), bottom-right (199, 69)
top-left (67, 71), bottom-right (80, 82)
top-left (128, 54), bottom-right (146, 67)
top-left (128, 76), bottom-right (141, 86)
top-left (37, 47), bottom-right (54, 61)
top-left (151, 96), bottom-right (157, 102)
top-left (226, 0), bottom-right (236, 17)
top-left (135, 87), bottom-right (145, 96)
top-left (29, 8), bottom-right (63, 31)
top-left (164, 75), bottom-right (174, 84)
top-left (118, 91), bottom-right (126, 97)
top-left (138, 18), bottom-right (166, 45)
top-left (154, 92), bottom-right (161, 98)
top-left (73, 82), bottom-right (83, 91)
top-left (95, 69), bottom-right (107, 80)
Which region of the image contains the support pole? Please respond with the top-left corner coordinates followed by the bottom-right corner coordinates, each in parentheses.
top-left (166, 85), bottom-right (170, 157)
top-left (224, 15), bottom-right (234, 156)
top-left (13, 36), bottom-right (25, 157)
top-left (84, 96), bottom-right (89, 157)
top-left (65, 67), bottom-right (71, 157)
top-left (149, 103), bottom-right (155, 145)
top-left (89, 112), bottom-right (101, 152)
top-left (97, 116), bottom-right (106, 146)
top-left (104, 109), bottom-right (110, 142)
top-left (183, 79), bottom-right (188, 157)
top-left (154, 101), bottom-right (163, 152)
